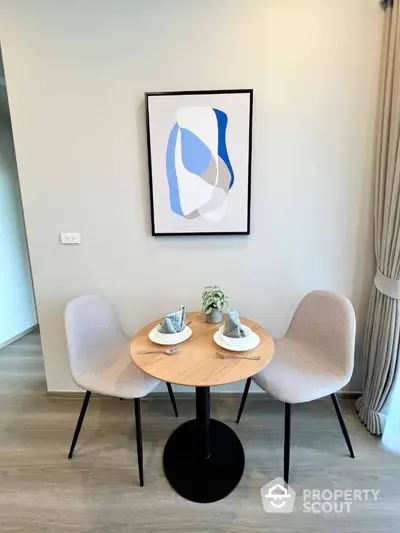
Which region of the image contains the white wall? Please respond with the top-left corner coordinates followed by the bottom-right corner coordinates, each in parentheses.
top-left (0, 116), bottom-right (37, 345)
top-left (0, 0), bottom-right (383, 392)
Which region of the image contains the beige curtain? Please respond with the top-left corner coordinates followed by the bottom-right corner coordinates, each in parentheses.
top-left (356, 1), bottom-right (400, 435)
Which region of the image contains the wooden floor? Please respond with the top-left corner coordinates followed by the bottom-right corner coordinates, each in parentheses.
top-left (1, 331), bottom-right (399, 532)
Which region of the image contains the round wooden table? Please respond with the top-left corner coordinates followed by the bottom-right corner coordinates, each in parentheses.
top-left (130, 312), bottom-right (274, 503)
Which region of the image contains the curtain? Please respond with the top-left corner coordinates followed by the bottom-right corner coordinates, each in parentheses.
top-left (356, 1), bottom-right (400, 438)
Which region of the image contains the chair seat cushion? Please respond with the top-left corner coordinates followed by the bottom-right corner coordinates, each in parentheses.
top-left (253, 338), bottom-right (351, 403)
top-left (73, 344), bottom-right (159, 399)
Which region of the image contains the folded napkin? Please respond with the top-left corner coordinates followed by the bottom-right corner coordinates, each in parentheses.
top-left (158, 305), bottom-right (186, 334)
top-left (223, 311), bottom-right (247, 338)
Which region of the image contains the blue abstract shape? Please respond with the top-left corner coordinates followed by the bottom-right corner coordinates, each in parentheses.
top-left (166, 122), bottom-right (183, 216)
top-left (164, 106), bottom-right (235, 221)
top-left (213, 109), bottom-right (234, 189)
top-left (180, 128), bottom-right (211, 176)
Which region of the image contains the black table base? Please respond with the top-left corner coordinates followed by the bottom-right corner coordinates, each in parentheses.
top-left (163, 387), bottom-right (245, 503)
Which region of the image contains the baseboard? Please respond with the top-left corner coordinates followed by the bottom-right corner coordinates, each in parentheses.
top-left (0, 325), bottom-right (38, 350)
top-left (149, 389), bottom-right (362, 401)
top-left (337, 392), bottom-right (360, 399)
top-left (46, 390), bottom-right (361, 400)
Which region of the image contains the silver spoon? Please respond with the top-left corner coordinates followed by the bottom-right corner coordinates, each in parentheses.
top-left (136, 347), bottom-right (180, 355)
top-left (216, 351), bottom-right (260, 361)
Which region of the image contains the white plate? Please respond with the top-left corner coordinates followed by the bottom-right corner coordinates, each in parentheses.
top-left (148, 325), bottom-right (192, 346)
top-left (213, 325), bottom-right (260, 352)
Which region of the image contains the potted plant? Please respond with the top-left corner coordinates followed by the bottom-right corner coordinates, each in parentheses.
top-left (202, 285), bottom-right (228, 324)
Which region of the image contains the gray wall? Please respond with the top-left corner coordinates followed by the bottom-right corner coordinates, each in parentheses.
top-left (0, 48), bottom-right (9, 117)
top-left (0, 0), bottom-right (383, 392)
top-left (0, 66), bottom-right (37, 345)
top-left (0, 47), bottom-right (36, 346)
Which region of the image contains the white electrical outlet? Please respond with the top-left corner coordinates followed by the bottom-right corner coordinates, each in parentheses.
top-left (60, 232), bottom-right (81, 244)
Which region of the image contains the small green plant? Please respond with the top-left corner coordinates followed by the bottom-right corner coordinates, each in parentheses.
top-left (202, 285), bottom-right (228, 315)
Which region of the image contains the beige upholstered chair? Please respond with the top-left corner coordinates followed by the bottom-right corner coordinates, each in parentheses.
top-left (236, 290), bottom-right (356, 482)
top-left (65, 294), bottom-right (178, 486)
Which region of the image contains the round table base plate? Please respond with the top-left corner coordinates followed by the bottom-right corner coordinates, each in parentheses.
top-left (163, 419), bottom-right (245, 503)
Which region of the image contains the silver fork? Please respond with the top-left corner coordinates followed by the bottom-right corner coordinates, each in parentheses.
top-left (216, 351), bottom-right (260, 361)
top-left (136, 348), bottom-right (180, 355)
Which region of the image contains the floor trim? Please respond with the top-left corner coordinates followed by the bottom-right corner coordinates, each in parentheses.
top-left (147, 391), bottom-right (361, 400)
top-left (0, 325), bottom-right (38, 350)
top-left (46, 391), bottom-right (361, 400)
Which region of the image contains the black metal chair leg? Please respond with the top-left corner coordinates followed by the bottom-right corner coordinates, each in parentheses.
top-left (331, 393), bottom-right (355, 458)
top-left (284, 403), bottom-right (291, 484)
top-left (134, 398), bottom-right (144, 487)
top-left (236, 377), bottom-right (252, 424)
top-left (166, 382), bottom-right (178, 417)
top-left (68, 391), bottom-right (91, 459)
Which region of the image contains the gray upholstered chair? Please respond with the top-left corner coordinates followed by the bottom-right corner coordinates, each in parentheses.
top-left (64, 294), bottom-right (178, 486)
top-left (236, 290), bottom-right (356, 483)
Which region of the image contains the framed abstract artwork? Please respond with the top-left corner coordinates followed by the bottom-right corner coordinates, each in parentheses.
top-left (145, 89), bottom-right (253, 236)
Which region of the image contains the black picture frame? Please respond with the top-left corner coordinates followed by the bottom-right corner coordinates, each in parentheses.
top-left (145, 89), bottom-right (253, 236)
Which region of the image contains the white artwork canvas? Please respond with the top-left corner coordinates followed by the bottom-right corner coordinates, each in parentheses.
top-left (145, 90), bottom-right (253, 235)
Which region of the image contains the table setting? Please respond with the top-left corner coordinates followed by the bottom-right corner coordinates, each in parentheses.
top-left (135, 287), bottom-right (262, 361)
top-left (129, 286), bottom-right (274, 503)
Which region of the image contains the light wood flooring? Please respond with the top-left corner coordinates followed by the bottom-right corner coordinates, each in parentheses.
top-left (1, 331), bottom-right (399, 532)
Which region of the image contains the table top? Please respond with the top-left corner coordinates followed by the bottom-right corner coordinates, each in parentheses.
top-left (130, 312), bottom-right (274, 387)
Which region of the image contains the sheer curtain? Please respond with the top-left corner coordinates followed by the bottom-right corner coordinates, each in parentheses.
top-left (382, 376), bottom-right (400, 453)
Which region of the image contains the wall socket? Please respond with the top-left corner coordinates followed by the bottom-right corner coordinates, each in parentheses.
top-left (60, 232), bottom-right (81, 244)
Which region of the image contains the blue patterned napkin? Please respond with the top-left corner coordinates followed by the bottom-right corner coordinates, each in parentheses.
top-left (158, 305), bottom-right (186, 334)
top-left (223, 311), bottom-right (247, 338)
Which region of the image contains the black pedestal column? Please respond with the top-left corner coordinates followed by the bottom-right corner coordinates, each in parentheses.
top-left (163, 386), bottom-right (245, 503)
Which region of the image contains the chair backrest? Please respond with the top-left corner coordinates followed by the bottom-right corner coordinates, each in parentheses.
top-left (64, 294), bottom-right (127, 380)
top-left (285, 290), bottom-right (356, 378)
